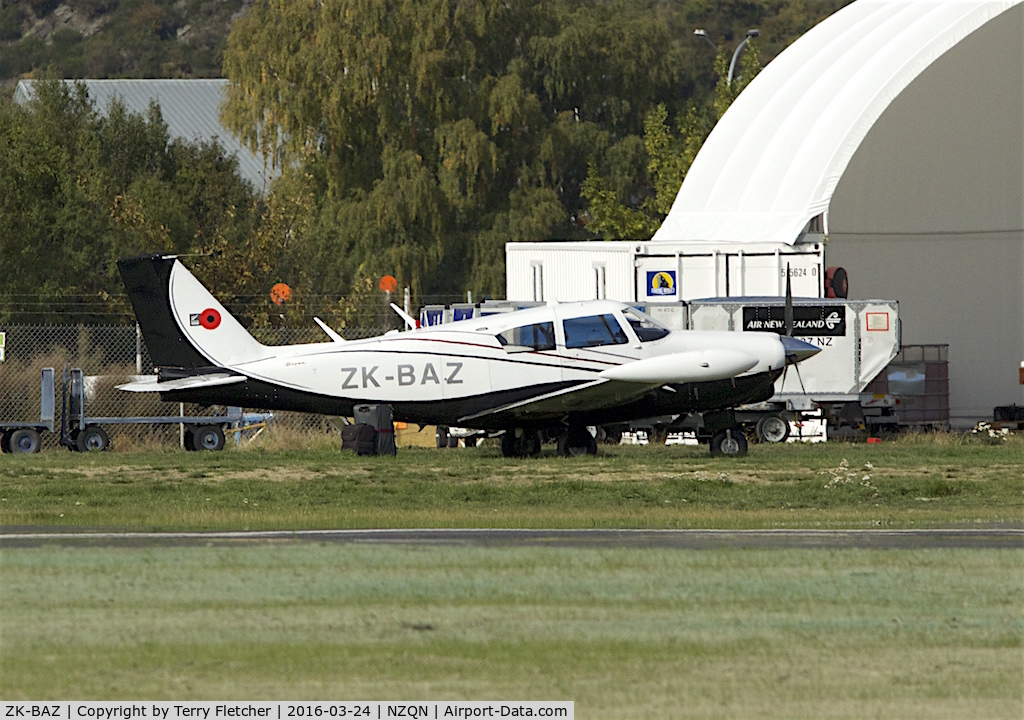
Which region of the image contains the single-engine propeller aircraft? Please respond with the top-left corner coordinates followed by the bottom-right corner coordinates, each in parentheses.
top-left (117, 254), bottom-right (820, 457)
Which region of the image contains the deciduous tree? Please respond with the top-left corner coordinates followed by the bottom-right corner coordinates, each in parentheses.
top-left (0, 77), bottom-right (262, 323)
top-left (221, 0), bottom-right (689, 301)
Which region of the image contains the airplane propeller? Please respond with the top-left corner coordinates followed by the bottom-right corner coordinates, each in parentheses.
top-left (785, 262), bottom-right (794, 337)
top-left (778, 263), bottom-right (815, 394)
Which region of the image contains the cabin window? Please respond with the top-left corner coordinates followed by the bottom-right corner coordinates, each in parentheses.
top-left (621, 307), bottom-right (670, 342)
top-left (496, 321), bottom-right (556, 351)
top-left (563, 314), bottom-right (629, 349)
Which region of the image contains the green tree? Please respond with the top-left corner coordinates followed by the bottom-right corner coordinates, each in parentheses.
top-left (0, 77), bottom-right (262, 323)
top-left (581, 39), bottom-right (761, 239)
top-left (220, 0), bottom-right (689, 301)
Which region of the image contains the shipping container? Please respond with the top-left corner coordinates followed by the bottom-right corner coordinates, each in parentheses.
top-left (688, 298), bottom-right (900, 402)
top-left (687, 297), bottom-right (900, 439)
top-left (505, 238), bottom-right (829, 304)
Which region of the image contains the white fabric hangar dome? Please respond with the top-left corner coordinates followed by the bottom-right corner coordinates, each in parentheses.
top-left (652, 0), bottom-right (1024, 245)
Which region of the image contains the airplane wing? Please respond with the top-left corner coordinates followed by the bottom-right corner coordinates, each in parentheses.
top-left (457, 348), bottom-right (759, 425)
top-left (458, 378), bottom-right (660, 425)
top-left (117, 373), bottom-right (246, 393)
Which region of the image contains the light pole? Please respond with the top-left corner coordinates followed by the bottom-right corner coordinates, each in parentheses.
top-left (693, 28), bottom-right (717, 53)
top-left (693, 28), bottom-right (760, 86)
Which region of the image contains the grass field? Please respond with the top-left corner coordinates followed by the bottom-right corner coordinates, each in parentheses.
top-left (1, 436), bottom-right (1021, 716)
top-left (1, 543), bottom-right (1020, 718)
top-left (1, 433), bottom-right (1022, 530)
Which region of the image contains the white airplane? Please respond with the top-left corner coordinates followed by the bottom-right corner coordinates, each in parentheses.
top-left (117, 254), bottom-right (819, 457)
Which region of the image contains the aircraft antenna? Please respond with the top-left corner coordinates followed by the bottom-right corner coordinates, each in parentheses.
top-left (390, 303), bottom-right (418, 331)
top-left (313, 317), bottom-right (345, 343)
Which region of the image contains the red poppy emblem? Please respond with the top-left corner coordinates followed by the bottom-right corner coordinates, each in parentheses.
top-left (199, 308), bottom-right (221, 330)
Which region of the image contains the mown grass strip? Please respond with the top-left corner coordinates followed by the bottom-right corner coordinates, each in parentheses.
top-left (1, 439), bottom-right (1022, 530)
top-left (1, 544), bottom-right (1021, 718)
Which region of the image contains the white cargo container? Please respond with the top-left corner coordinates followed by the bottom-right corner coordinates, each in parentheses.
top-left (688, 298), bottom-right (899, 400)
top-left (688, 297), bottom-right (900, 439)
top-left (505, 237), bottom-right (828, 306)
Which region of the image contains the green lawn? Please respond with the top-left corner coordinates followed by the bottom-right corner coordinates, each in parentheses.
top-left (1, 544), bottom-right (1020, 718)
top-left (1, 438), bottom-right (1021, 530)
top-left (2, 437), bottom-right (1021, 716)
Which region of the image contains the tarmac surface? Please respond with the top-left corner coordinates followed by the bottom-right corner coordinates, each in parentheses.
top-left (1, 527), bottom-right (1022, 550)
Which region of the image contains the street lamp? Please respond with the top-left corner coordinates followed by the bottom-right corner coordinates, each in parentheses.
top-left (693, 28), bottom-right (717, 52)
top-left (728, 29), bottom-right (759, 86)
top-left (693, 28), bottom-right (760, 86)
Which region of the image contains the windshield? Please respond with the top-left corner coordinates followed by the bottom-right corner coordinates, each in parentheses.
top-left (621, 307), bottom-right (670, 342)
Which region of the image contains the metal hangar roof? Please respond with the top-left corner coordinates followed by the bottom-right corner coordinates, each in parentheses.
top-left (14, 78), bottom-right (274, 192)
top-left (652, 0), bottom-right (1024, 245)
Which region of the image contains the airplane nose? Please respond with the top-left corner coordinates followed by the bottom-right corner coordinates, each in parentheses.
top-left (780, 336), bottom-right (821, 364)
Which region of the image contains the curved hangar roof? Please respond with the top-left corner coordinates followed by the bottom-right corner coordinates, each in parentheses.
top-left (652, 0), bottom-right (1024, 245)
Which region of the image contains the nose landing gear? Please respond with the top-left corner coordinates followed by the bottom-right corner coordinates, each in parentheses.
top-left (556, 425), bottom-right (597, 457)
top-left (500, 428), bottom-right (542, 458)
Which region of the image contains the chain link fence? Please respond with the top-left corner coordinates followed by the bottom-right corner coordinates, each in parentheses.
top-left (0, 323), bottom-right (390, 451)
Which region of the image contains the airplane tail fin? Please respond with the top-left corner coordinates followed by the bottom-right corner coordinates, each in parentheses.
top-left (118, 254), bottom-right (270, 371)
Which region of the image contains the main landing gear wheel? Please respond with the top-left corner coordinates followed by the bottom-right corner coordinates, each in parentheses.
top-left (756, 413), bottom-right (790, 444)
top-left (501, 428), bottom-right (542, 458)
top-left (436, 426), bottom-right (464, 448)
top-left (710, 427), bottom-right (748, 457)
top-left (8, 428), bottom-right (42, 454)
top-left (190, 425), bottom-right (226, 452)
top-left (557, 426), bottom-right (597, 457)
top-left (76, 425), bottom-right (109, 452)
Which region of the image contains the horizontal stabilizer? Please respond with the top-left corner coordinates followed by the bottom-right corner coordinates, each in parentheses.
top-left (599, 350), bottom-right (758, 384)
top-left (118, 373), bottom-right (246, 393)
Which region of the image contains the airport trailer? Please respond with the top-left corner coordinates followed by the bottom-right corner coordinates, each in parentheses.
top-left (686, 297), bottom-right (900, 441)
top-left (0, 367), bottom-right (269, 453)
top-left (0, 367), bottom-right (57, 453)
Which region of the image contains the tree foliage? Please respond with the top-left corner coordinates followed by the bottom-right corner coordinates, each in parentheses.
top-left (221, 0), bottom-right (848, 300)
top-left (0, 77), bottom-right (284, 324)
top-left (221, 0), bottom-right (692, 300)
top-left (0, 0), bottom-right (854, 321)
top-left (582, 40), bottom-right (762, 239)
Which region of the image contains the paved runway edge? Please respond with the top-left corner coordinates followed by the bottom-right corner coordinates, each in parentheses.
top-left (1, 527), bottom-right (1022, 549)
